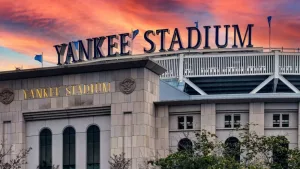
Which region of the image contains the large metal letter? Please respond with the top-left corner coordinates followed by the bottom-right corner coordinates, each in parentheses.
top-left (214, 25), bottom-right (230, 48)
top-left (144, 30), bottom-right (156, 53)
top-left (78, 39), bottom-right (93, 61)
top-left (119, 33), bottom-right (131, 56)
top-left (107, 35), bottom-right (119, 57)
top-left (65, 42), bottom-right (78, 64)
top-left (168, 28), bottom-right (185, 51)
top-left (232, 24), bottom-right (254, 48)
top-left (203, 26), bottom-right (211, 49)
top-left (156, 29), bottom-right (170, 52)
top-left (93, 37), bottom-right (106, 59)
top-left (186, 27), bottom-right (201, 49)
top-left (54, 44), bottom-right (67, 65)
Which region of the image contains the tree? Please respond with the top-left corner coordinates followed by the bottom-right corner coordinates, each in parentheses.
top-left (109, 152), bottom-right (131, 169)
top-left (0, 142), bottom-right (31, 169)
top-left (154, 124), bottom-right (300, 169)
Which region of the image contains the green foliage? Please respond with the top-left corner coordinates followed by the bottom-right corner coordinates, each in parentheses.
top-left (155, 151), bottom-right (241, 169)
top-left (154, 124), bottom-right (300, 169)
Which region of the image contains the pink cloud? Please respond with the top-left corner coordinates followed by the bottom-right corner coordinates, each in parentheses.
top-left (0, 0), bottom-right (299, 70)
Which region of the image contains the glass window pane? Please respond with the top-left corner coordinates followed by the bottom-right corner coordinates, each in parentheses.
top-left (63, 127), bottom-right (76, 168)
top-left (87, 143), bottom-right (94, 163)
top-left (178, 116), bottom-right (184, 129)
top-left (46, 135), bottom-right (52, 145)
top-left (87, 125), bottom-right (100, 168)
top-left (87, 164), bottom-right (93, 169)
top-left (87, 132), bottom-right (94, 143)
top-left (282, 114), bottom-right (289, 127)
top-left (186, 116), bottom-right (193, 129)
top-left (46, 145), bottom-right (52, 164)
top-left (70, 143), bottom-right (76, 165)
top-left (273, 114), bottom-right (280, 127)
top-left (63, 134), bottom-right (69, 144)
top-left (93, 142), bottom-right (100, 163)
top-left (40, 129), bottom-right (52, 168)
top-left (40, 146), bottom-right (46, 164)
top-left (70, 134), bottom-right (76, 144)
top-left (63, 144), bottom-right (70, 165)
top-left (40, 136), bottom-right (46, 146)
top-left (94, 132), bottom-right (100, 143)
top-left (225, 115), bottom-right (232, 128)
top-left (94, 163), bottom-right (100, 169)
top-left (234, 115), bottom-right (241, 128)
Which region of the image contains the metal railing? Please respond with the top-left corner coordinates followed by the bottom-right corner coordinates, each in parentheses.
top-left (279, 53), bottom-right (300, 74)
top-left (153, 52), bottom-right (300, 79)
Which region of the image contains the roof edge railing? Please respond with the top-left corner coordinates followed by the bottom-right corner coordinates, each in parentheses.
top-left (263, 47), bottom-right (300, 53)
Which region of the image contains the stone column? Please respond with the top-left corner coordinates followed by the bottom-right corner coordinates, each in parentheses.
top-left (201, 104), bottom-right (216, 134)
top-left (155, 105), bottom-right (169, 159)
top-left (249, 102), bottom-right (264, 136)
top-left (0, 81), bottom-right (26, 169)
top-left (110, 68), bottom-right (160, 169)
top-left (298, 102), bottom-right (300, 147)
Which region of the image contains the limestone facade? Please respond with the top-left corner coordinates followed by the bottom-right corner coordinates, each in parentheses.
top-left (0, 58), bottom-right (300, 169)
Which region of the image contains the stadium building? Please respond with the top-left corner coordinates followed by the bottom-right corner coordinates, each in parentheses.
top-left (0, 47), bottom-right (300, 169)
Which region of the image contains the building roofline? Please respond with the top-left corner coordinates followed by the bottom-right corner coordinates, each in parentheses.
top-left (0, 57), bottom-right (166, 81)
top-left (155, 93), bottom-right (300, 105)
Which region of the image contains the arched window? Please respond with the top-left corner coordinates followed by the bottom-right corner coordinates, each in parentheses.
top-left (87, 125), bottom-right (100, 169)
top-left (273, 136), bottom-right (289, 169)
top-left (178, 138), bottom-right (193, 151)
top-left (39, 128), bottom-right (52, 169)
top-left (225, 137), bottom-right (240, 162)
top-left (63, 127), bottom-right (76, 169)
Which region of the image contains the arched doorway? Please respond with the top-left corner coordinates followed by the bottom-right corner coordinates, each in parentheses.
top-left (225, 137), bottom-right (240, 162)
top-left (272, 136), bottom-right (289, 169)
top-left (178, 138), bottom-right (193, 151)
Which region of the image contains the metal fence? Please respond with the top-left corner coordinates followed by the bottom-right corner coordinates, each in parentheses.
top-left (153, 52), bottom-right (300, 79)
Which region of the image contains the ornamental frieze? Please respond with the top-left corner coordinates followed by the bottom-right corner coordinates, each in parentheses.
top-left (119, 78), bottom-right (136, 94)
top-left (0, 88), bottom-right (14, 105)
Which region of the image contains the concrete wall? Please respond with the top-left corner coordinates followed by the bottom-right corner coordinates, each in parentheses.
top-left (0, 67), bottom-right (161, 169)
top-left (26, 116), bottom-right (111, 169)
top-left (167, 102), bottom-right (300, 152)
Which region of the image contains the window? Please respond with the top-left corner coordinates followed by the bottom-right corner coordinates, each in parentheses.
top-left (225, 115), bottom-right (232, 128)
top-left (282, 114), bottom-right (289, 127)
top-left (273, 114), bottom-right (280, 127)
top-left (186, 116), bottom-right (193, 129)
top-left (225, 137), bottom-right (240, 162)
top-left (224, 114), bottom-right (240, 128)
top-left (178, 116), bottom-right (185, 129)
top-left (234, 115), bottom-right (241, 128)
top-left (63, 127), bottom-right (76, 169)
top-left (39, 128), bottom-right (52, 169)
top-left (273, 114), bottom-right (289, 127)
top-left (178, 138), bottom-right (193, 151)
top-left (87, 125), bottom-right (100, 169)
top-left (177, 116), bottom-right (193, 130)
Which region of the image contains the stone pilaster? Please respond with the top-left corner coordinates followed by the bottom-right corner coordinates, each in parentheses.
top-left (110, 68), bottom-right (160, 169)
top-left (155, 105), bottom-right (169, 159)
top-left (298, 102), bottom-right (300, 147)
top-left (201, 104), bottom-right (216, 134)
top-left (249, 102), bottom-right (264, 136)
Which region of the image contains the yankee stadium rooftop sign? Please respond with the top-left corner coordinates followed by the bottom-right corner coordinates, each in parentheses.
top-left (54, 24), bottom-right (254, 65)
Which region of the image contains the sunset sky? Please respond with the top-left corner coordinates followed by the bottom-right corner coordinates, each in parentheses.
top-left (0, 0), bottom-right (299, 71)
